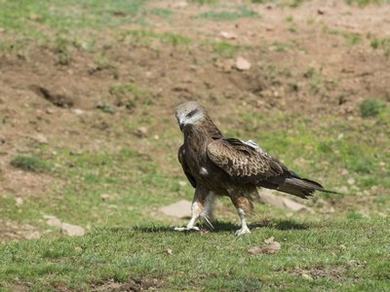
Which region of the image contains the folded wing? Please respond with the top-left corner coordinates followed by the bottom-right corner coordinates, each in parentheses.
top-left (207, 138), bottom-right (285, 183)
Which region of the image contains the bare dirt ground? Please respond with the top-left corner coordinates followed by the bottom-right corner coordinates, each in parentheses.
top-left (0, 0), bottom-right (389, 241)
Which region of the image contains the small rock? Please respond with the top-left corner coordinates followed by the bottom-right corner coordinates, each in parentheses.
top-left (301, 273), bottom-right (313, 281)
top-left (46, 108), bottom-right (55, 114)
top-left (159, 200), bottom-right (192, 218)
top-left (219, 31), bottom-right (237, 40)
top-left (72, 108), bottom-right (84, 115)
top-left (347, 178), bottom-right (355, 185)
top-left (0, 28), bottom-right (5, 33)
top-left (166, 248), bottom-right (173, 255)
top-left (61, 223), bottom-right (85, 237)
top-left (135, 127), bottom-right (148, 138)
top-left (15, 197), bottom-right (24, 206)
top-left (46, 217), bottom-right (62, 228)
top-left (100, 194), bottom-right (111, 201)
top-left (33, 133), bottom-right (48, 144)
top-left (341, 169), bottom-right (349, 176)
top-left (235, 57), bottom-right (251, 71)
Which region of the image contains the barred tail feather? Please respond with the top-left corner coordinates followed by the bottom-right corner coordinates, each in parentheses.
top-left (277, 177), bottom-right (337, 199)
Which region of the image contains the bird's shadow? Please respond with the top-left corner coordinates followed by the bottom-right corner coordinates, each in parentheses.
top-left (132, 219), bottom-right (309, 234)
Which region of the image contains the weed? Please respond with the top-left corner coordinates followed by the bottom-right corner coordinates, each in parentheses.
top-left (10, 155), bottom-right (51, 173)
top-left (211, 41), bottom-right (240, 57)
top-left (191, 0), bottom-right (219, 4)
top-left (150, 8), bottom-right (173, 19)
top-left (345, 0), bottom-right (390, 6)
top-left (199, 6), bottom-right (258, 21)
top-left (359, 99), bottom-right (386, 118)
top-left (125, 30), bottom-right (191, 46)
top-left (371, 37), bottom-right (390, 57)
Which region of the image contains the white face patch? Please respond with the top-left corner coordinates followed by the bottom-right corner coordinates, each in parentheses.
top-left (178, 111), bottom-right (205, 127)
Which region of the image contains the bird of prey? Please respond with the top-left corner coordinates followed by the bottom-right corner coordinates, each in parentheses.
top-left (174, 101), bottom-right (334, 236)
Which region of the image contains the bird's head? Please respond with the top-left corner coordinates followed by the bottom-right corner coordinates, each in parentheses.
top-left (175, 101), bottom-right (206, 131)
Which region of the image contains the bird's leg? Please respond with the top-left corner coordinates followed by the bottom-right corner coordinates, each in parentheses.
top-left (235, 208), bottom-right (251, 236)
top-left (231, 196), bottom-right (252, 236)
top-left (174, 200), bottom-right (202, 231)
top-left (201, 192), bottom-right (216, 229)
top-left (174, 187), bottom-right (207, 232)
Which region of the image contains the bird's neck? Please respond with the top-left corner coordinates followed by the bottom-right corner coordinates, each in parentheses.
top-left (184, 117), bottom-right (223, 145)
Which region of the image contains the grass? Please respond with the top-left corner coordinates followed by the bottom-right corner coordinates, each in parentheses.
top-left (211, 41), bottom-right (241, 57)
top-left (371, 37), bottom-right (390, 57)
top-left (199, 6), bottom-right (258, 21)
top-left (123, 30), bottom-right (192, 47)
top-left (251, 0), bottom-right (307, 7)
top-left (359, 99), bottom-right (386, 118)
top-left (345, 0), bottom-right (390, 6)
top-left (1, 111), bottom-right (389, 290)
top-left (10, 155), bottom-right (52, 173)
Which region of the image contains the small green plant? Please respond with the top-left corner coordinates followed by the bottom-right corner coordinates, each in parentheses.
top-left (345, 0), bottom-right (390, 6)
top-left (10, 155), bottom-right (51, 173)
top-left (371, 37), bottom-right (390, 57)
top-left (109, 83), bottom-right (146, 99)
top-left (192, 0), bottom-right (219, 4)
top-left (150, 8), bottom-right (173, 19)
top-left (53, 37), bottom-right (72, 65)
top-left (199, 6), bottom-right (257, 21)
top-left (359, 99), bottom-right (386, 118)
top-left (212, 41), bottom-right (240, 57)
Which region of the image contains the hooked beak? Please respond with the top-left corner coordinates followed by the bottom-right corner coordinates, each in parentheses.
top-left (179, 122), bottom-right (184, 131)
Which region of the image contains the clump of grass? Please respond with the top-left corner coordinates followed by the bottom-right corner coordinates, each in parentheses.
top-left (109, 83), bottom-right (152, 110)
top-left (192, 0), bottom-right (219, 4)
top-left (252, 0), bottom-right (307, 7)
top-left (359, 99), bottom-right (386, 118)
top-left (125, 30), bottom-right (191, 46)
top-left (10, 155), bottom-right (51, 173)
top-left (371, 37), bottom-right (390, 57)
top-left (212, 41), bottom-right (240, 57)
top-left (53, 37), bottom-right (72, 65)
top-left (303, 67), bottom-right (324, 94)
top-left (150, 8), bottom-right (173, 19)
top-left (345, 0), bottom-right (390, 6)
top-left (199, 6), bottom-right (257, 21)
top-left (109, 83), bottom-right (146, 99)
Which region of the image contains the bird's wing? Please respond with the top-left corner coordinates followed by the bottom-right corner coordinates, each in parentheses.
top-left (207, 138), bottom-right (285, 183)
top-left (178, 145), bottom-right (196, 188)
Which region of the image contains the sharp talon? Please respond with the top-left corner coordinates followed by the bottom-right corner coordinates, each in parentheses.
top-left (203, 216), bottom-right (214, 230)
top-left (174, 226), bottom-right (200, 232)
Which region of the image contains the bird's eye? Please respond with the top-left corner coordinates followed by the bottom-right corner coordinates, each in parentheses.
top-left (187, 109), bottom-right (198, 118)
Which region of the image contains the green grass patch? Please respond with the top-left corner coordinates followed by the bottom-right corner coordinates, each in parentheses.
top-left (211, 41), bottom-right (241, 57)
top-left (0, 0), bottom-right (148, 34)
top-left (124, 30), bottom-right (192, 47)
top-left (345, 0), bottom-right (390, 6)
top-left (0, 218), bottom-right (389, 290)
top-left (371, 37), bottom-right (390, 57)
top-left (252, 0), bottom-right (307, 7)
top-left (359, 99), bottom-right (386, 118)
top-left (10, 155), bottom-right (52, 173)
top-left (199, 6), bottom-right (258, 21)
